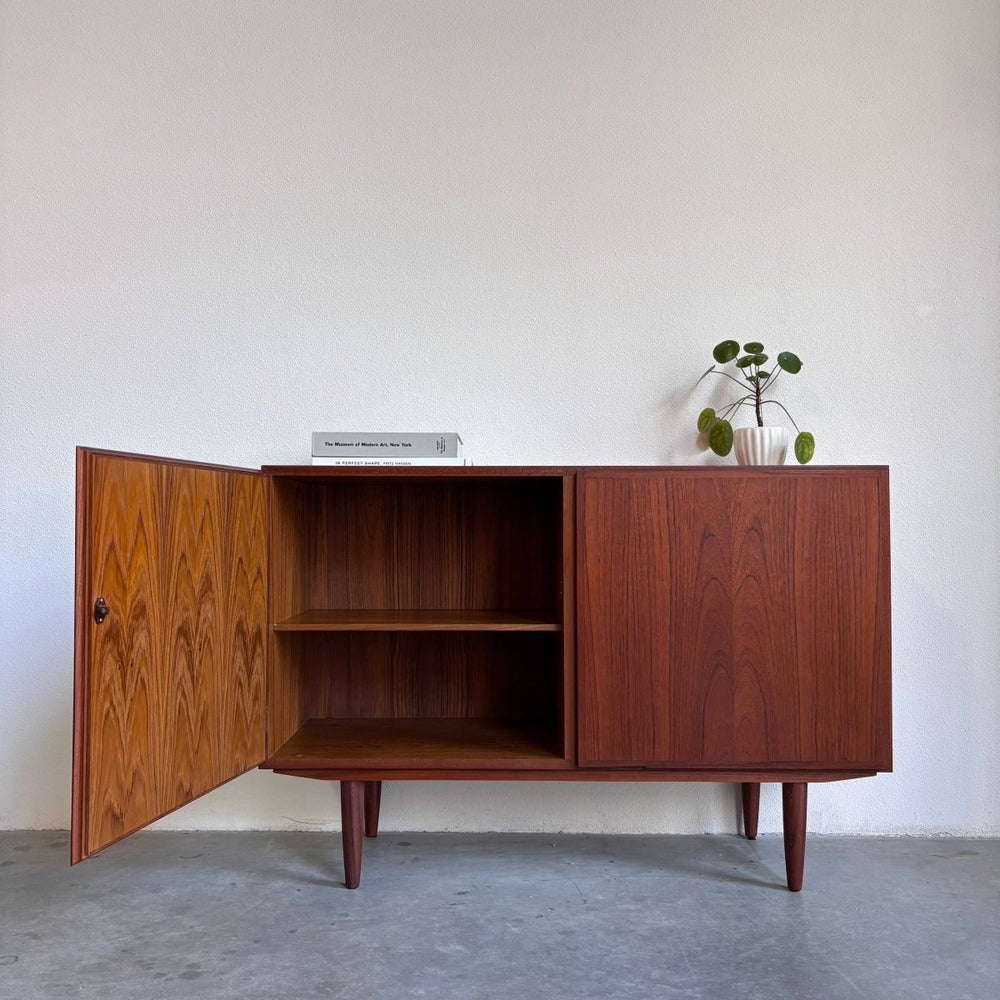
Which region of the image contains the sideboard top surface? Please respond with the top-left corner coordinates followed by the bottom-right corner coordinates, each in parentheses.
top-left (261, 464), bottom-right (889, 478)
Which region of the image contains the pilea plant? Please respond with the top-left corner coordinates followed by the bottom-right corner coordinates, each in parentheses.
top-left (696, 340), bottom-right (816, 464)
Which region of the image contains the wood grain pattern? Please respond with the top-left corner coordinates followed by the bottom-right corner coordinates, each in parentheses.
top-left (72, 450), bottom-right (266, 861)
top-left (266, 718), bottom-right (565, 769)
top-left (295, 632), bottom-right (562, 726)
top-left (577, 469), bottom-right (891, 770)
top-left (269, 477), bottom-right (564, 613)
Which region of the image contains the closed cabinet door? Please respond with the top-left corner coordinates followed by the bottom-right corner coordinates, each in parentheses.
top-left (72, 449), bottom-right (268, 861)
top-left (577, 469), bottom-right (891, 771)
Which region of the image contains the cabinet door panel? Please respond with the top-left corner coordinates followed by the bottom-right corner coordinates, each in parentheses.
top-left (577, 469), bottom-right (890, 770)
top-left (72, 450), bottom-right (267, 862)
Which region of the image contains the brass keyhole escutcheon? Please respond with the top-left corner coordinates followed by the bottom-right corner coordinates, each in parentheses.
top-left (93, 597), bottom-right (110, 624)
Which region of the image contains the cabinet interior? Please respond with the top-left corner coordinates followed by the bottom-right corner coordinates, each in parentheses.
top-left (265, 474), bottom-right (569, 767)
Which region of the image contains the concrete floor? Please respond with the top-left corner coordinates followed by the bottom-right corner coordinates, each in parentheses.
top-left (1, 831), bottom-right (997, 1000)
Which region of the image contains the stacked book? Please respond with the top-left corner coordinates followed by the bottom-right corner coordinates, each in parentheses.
top-left (311, 432), bottom-right (470, 466)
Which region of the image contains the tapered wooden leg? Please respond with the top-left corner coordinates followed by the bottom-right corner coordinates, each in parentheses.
top-left (340, 780), bottom-right (364, 889)
top-left (741, 782), bottom-right (760, 840)
top-left (782, 782), bottom-right (808, 892)
top-left (364, 781), bottom-right (382, 838)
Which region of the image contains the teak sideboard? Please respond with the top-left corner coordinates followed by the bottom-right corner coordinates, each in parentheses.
top-left (72, 449), bottom-right (892, 891)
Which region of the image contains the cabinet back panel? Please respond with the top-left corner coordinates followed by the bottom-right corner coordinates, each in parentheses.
top-left (270, 479), bottom-right (563, 613)
top-left (294, 632), bottom-right (560, 725)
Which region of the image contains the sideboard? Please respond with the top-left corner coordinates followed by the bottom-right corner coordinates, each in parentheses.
top-left (72, 449), bottom-right (891, 890)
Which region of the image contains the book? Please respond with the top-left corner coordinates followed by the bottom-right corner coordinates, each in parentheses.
top-left (311, 432), bottom-right (463, 458)
top-left (311, 457), bottom-right (472, 467)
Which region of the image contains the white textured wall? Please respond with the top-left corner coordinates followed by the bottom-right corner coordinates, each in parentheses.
top-left (1, 1), bottom-right (997, 837)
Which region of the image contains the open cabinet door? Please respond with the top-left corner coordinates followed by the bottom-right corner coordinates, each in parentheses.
top-left (72, 449), bottom-right (268, 862)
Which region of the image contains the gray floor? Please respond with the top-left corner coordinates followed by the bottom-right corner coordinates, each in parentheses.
top-left (1, 831), bottom-right (997, 1000)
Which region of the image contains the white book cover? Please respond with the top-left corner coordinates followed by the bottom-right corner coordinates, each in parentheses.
top-left (311, 432), bottom-right (463, 458)
top-left (311, 457), bottom-right (472, 467)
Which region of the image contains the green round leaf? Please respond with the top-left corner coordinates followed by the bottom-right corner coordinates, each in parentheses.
top-left (709, 419), bottom-right (734, 456)
top-left (743, 341), bottom-right (764, 353)
top-left (736, 355), bottom-right (755, 369)
top-left (756, 370), bottom-right (771, 380)
top-left (794, 431), bottom-right (815, 464)
top-left (751, 353), bottom-right (768, 365)
top-left (697, 407), bottom-right (716, 433)
top-left (713, 340), bottom-right (740, 364)
top-left (777, 351), bottom-right (802, 374)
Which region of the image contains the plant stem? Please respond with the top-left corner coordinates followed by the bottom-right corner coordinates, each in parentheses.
top-left (760, 399), bottom-right (801, 433)
top-left (759, 367), bottom-right (782, 395)
top-left (754, 368), bottom-right (764, 426)
top-left (718, 397), bottom-right (755, 421)
top-left (699, 368), bottom-right (750, 390)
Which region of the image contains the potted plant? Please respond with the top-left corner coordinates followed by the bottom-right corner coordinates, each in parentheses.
top-left (695, 340), bottom-right (815, 465)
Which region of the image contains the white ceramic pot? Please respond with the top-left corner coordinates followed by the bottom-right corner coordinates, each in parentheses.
top-left (733, 426), bottom-right (789, 466)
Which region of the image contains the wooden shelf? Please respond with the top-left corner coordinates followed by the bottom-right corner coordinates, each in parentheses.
top-left (263, 718), bottom-right (566, 769)
top-left (273, 609), bottom-right (562, 632)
